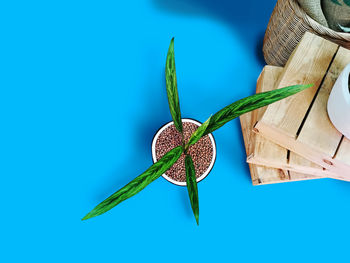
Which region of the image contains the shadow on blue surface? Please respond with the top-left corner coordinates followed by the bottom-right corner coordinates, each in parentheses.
top-left (94, 100), bottom-right (171, 202)
top-left (153, 0), bottom-right (276, 66)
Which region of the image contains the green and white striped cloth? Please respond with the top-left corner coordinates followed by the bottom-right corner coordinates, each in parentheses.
top-left (297, 0), bottom-right (329, 27)
top-left (297, 0), bottom-right (350, 32)
top-left (322, 0), bottom-right (350, 32)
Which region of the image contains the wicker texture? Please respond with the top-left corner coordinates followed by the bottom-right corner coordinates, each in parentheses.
top-left (263, 0), bottom-right (350, 66)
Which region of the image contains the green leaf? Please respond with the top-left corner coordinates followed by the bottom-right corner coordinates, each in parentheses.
top-left (82, 146), bottom-right (183, 220)
top-left (185, 154), bottom-right (199, 226)
top-left (344, 0), bottom-right (350, 6)
top-left (166, 38), bottom-right (183, 133)
top-left (203, 84), bottom-right (313, 136)
top-left (185, 116), bottom-right (212, 151)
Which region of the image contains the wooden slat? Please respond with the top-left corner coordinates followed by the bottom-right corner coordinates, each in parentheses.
top-left (240, 65), bottom-right (321, 185)
top-left (289, 171), bottom-right (319, 181)
top-left (255, 166), bottom-right (290, 185)
top-left (254, 66), bottom-right (284, 121)
top-left (240, 111), bottom-right (260, 185)
top-left (297, 47), bottom-right (350, 157)
top-left (335, 138), bottom-right (350, 164)
top-left (248, 66), bottom-right (321, 181)
top-left (258, 32), bottom-right (338, 138)
top-left (288, 153), bottom-right (322, 175)
top-left (287, 48), bottom-right (350, 178)
top-left (240, 111), bottom-right (290, 185)
top-left (251, 66), bottom-right (288, 170)
top-left (240, 106), bottom-right (289, 185)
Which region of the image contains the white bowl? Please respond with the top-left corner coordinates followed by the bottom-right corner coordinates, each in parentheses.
top-left (151, 118), bottom-right (216, 186)
top-left (327, 63), bottom-right (350, 139)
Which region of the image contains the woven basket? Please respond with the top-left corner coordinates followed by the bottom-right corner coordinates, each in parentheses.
top-left (263, 0), bottom-right (350, 66)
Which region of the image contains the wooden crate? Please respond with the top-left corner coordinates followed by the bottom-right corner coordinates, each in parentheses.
top-left (240, 65), bottom-right (350, 185)
top-left (255, 32), bottom-right (350, 180)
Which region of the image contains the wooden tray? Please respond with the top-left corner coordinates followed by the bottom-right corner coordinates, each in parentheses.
top-left (255, 32), bottom-right (350, 180)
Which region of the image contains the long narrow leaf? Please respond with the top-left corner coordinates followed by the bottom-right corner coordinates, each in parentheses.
top-left (185, 116), bottom-right (212, 151)
top-left (185, 154), bottom-right (199, 225)
top-left (203, 84), bottom-right (313, 136)
top-left (82, 146), bottom-right (183, 220)
top-left (166, 38), bottom-right (183, 133)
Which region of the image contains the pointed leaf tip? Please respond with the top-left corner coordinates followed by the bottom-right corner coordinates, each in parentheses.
top-left (186, 116), bottom-right (212, 150)
top-left (165, 37), bottom-right (183, 133)
top-left (169, 38), bottom-right (174, 48)
top-left (185, 154), bottom-right (199, 226)
top-left (82, 146), bottom-right (183, 220)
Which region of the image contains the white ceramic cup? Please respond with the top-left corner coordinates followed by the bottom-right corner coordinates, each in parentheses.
top-left (151, 118), bottom-right (216, 186)
top-left (327, 63), bottom-right (350, 139)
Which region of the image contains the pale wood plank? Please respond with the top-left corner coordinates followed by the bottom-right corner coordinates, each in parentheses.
top-left (251, 66), bottom-right (289, 170)
top-left (240, 66), bottom-right (323, 185)
top-left (249, 66), bottom-right (324, 181)
top-left (335, 137), bottom-right (350, 165)
top-left (289, 171), bottom-right (320, 181)
top-left (289, 153), bottom-right (322, 172)
top-left (239, 112), bottom-right (260, 185)
top-left (256, 166), bottom-right (289, 184)
top-left (240, 110), bottom-right (289, 185)
top-left (297, 47), bottom-right (350, 157)
top-left (258, 32), bottom-right (339, 138)
top-left (240, 70), bottom-right (289, 185)
top-left (240, 66), bottom-right (292, 185)
top-left (252, 66), bottom-right (324, 179)
top-left (286, 49), bottom-right (350, 178)
top-left (254, 66), bottom-right (284, 120)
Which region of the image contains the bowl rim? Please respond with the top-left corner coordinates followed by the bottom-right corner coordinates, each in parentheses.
top-left (151, 118), bottom-right (217, 186)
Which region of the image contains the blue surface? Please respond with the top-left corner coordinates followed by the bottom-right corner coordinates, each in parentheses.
top-left (2, 0), bottom-right (350, 262)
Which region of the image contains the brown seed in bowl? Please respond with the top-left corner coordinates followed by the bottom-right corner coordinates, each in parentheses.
top-left (155, 121), bottom-right (214, 183)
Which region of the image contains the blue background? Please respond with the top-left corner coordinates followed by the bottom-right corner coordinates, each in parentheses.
top-left (1, 0), bottom-right (350, 262)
